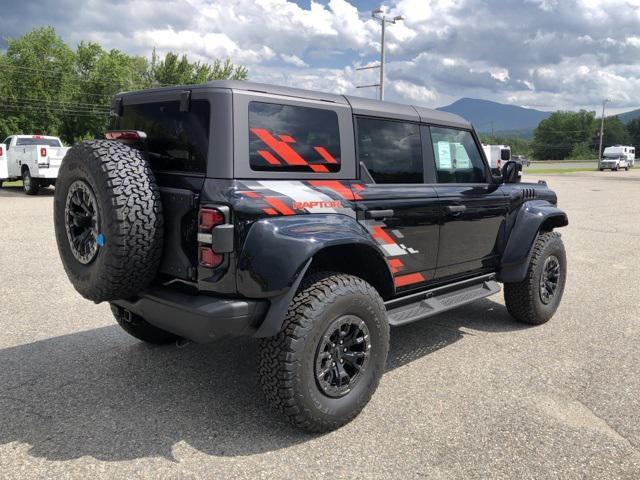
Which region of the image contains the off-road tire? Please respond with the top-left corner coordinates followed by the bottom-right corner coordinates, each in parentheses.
top-left (504, 231), bottom-right (566, 325)
top-left (22, 169), bottom-right (39, 195)
top-left (259, 272), bottom-right (389, 432)
top-left (110, 304), bottom-right (178, 345)
top-left (54, 140), bottom-right (163, 303)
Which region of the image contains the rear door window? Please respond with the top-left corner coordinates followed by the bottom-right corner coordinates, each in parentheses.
top-left (249, 102), bottom-right (341, 173)
top-left (356, 117), bottom-right (423, 184)
top-left (430, 127), bottom-right (487, 183)
top-left (114, 100), bottom-right (210, 174)
top-left (16, 138), bottom-right (62, 147)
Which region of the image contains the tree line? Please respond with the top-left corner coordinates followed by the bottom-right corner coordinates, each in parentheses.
top-left (0, 27), bottom-right (248, 143)
top-left (482, 111), bottom-right (640, 160)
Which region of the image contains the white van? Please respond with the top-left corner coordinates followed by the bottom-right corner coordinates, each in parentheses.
top-left (0, 135), bottom-right (70, 194)
top-left (602, 145), bottom-right (635, 167)
top-left (482, 144), bottom-right (511, 173)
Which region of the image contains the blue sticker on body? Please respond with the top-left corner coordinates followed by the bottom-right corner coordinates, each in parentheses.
top-left (96, 233), bottom-right (105, 246)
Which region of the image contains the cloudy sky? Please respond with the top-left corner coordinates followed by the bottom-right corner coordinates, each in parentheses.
top-left (2, 0), bottom-right (640, 113)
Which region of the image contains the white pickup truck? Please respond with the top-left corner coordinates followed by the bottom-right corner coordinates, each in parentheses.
top-left (0, 135), bottom-right (70, 194)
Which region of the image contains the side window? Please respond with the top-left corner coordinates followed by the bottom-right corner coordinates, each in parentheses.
top-left (356, 117), bottom-right (423, 184)
top-left (249, 102), bottom-right (341, 173)
top-left (430, 127), bottom-right (487, 183)
top-left (3, 138), bottom-right (10, 150)
top-left (113, 100), bottom-right (210, 173)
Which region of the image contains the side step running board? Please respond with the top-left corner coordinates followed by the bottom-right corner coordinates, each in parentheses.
top-left (386, 279), bottom-right (501, 327)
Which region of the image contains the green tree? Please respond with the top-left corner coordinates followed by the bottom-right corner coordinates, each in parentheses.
top-left (628, 118), bottom-right (640, 149)
top-left (595, 116), bottom-right (631, 150)
top-left (0, 27), bottom-right (249, 143)
top-left (150, 49), bottom-right (248, 86)
top-left (0, 27), bottom-right (75, 137)
top-left (532, 110), bottom-right (596, 160)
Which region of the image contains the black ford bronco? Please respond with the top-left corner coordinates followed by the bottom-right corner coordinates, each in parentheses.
top-left (53, 81), bottom-right (568, 432)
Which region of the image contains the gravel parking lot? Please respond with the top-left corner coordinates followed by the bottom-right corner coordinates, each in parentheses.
top-left (1, 171), bottom-right (639, 479)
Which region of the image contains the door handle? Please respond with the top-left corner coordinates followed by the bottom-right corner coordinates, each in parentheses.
top-left (366, 209), bottom-right (394, 219)
top-left (445, 205), bottom-right (467, 214)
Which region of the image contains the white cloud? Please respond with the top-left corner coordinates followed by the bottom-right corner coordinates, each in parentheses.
top-left (2, 0), bottom-right (640, 112)
top-left (392, 81), bottom-right (437, 103)
top-left (280, 54), bottom-right (308, 68)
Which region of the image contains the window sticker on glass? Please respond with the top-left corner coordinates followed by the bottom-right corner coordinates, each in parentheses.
top-left (454, 143), bottom-right (471, 168)
top-left (437, 141), bottom-right (452, 169)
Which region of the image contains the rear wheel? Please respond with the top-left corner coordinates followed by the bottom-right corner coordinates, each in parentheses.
top-left (504, 231), bottom-right (566, 325)
top-left (259, 272), bottom-right (389, 432)
top-left (22, 169), bottom-right (39, 195)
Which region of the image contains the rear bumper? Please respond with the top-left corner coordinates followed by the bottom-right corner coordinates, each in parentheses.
top-left (112, 286), bottom-right (269, 343)
top-left (34, 167), bottom-right (59, 179)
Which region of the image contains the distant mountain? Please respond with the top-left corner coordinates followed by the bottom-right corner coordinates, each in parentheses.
top-left (616, 108), bottom-right (640, 123)
top-left (437, 98), bottom-right (551, 134)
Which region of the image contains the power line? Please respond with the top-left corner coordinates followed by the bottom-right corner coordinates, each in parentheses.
top-left (0, 104), bottom-right (110, 117)
top-left (0, 101), bottom-right (110, 114)
top-left (1, 97), bottom-right (110, 109)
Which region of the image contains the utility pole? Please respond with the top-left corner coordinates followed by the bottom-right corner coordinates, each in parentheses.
top-left (356, 7), bottom-right (404, 100)
top-left (598, 99), bottom-right (609, 160)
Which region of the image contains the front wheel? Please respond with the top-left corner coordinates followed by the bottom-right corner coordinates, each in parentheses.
top-left (504, 232), bottom-right (566, 325)
top-left (259, 272), bottom-right (389, 432)
top-left (22, 169), bottom-right (39, 195)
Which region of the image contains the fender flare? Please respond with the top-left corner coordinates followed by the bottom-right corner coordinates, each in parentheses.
top-left (236, 214), bottom-right (393, 337)
top-left (498, 200), bottom-right (568, 283)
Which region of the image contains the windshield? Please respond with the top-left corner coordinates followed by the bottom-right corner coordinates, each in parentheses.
top-left (16, 138), bottom-right (62, 147)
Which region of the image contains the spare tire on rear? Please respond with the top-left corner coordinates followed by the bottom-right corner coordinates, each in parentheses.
top-left (54, 140), bottom-right (163, 303)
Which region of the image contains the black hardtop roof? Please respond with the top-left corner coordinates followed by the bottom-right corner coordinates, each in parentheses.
top-left (117, 80), bottom-right (471, 129)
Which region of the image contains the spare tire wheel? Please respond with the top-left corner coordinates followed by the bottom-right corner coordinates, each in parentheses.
top-left (53, 140), bottom-right (163, 303)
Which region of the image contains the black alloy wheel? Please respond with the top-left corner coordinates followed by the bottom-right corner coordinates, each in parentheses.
top-left (539, 255), bottom-right (560, 305)
top-left (64, 180), bottom-right (100, 265)
top-left (315, 315), bottom-right (371, 398)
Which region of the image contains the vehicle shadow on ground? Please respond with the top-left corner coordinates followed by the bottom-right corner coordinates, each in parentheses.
top-left (0, 186), bottom-right (55, 197)
top-left (0, 298), bottom-right (523, 462)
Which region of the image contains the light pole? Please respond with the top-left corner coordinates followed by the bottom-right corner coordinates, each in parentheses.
top-left (598, 99), bottom-right (610, 160)
top-left (356, 7), bottom-right (404, 101)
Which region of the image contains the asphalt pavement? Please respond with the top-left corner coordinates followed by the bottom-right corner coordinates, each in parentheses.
top-left (526, 160), bottom-right (598, 170)
top-left (1, 170), bottom-right (639, 479)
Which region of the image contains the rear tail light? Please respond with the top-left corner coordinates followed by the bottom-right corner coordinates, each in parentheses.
top-left (105, 130), bottom-right (143, 140)
top-left (0, 146), bottom-right (3, 156)
top-left (199, 209), bottom-right (225, 230)
top-left (199, 247), bottom-right (223, 268)
top-left (40, 147), bottom-right (47, 157)
top-left (198, 207), bottom-right (226, 268)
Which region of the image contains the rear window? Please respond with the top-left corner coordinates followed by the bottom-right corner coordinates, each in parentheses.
top-left (114, 100), bottom-right (210, 174)
top-left (16, 138), bottom-right (62, 147)
top-left (249, 102), bottom-right (341, 173)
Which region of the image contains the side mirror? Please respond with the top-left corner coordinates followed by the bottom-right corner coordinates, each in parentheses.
top-left (501, 160), bottom-right (521, 183)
